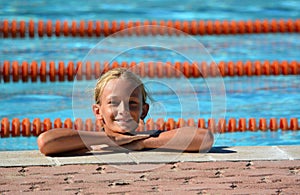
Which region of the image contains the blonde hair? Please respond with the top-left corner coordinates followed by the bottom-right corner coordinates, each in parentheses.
top-left (94, 68), bottom-right (148, 104)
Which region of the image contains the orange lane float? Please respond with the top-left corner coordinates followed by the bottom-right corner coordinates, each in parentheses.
top-left (0, 117), bottom-right (299, 137)
top-left (1, 19), bottom-right (299, 37)
top-left (1, 60), bottom-right (299, 82)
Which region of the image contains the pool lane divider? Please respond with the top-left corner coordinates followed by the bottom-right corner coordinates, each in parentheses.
top-left (1, 60), bottom-right (299, 82)
top-left (1, 117), bottom-right (299, 137)
top-left (0, 19), bottom-right (299, 38)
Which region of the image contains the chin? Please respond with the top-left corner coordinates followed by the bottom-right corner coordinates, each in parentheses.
top-left (115, 121), bottom-right (138, 133)
top-left (118, 125), bottom-right (137, 134)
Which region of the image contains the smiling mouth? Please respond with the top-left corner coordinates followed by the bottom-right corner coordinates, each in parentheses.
top-left (116, 118), bottom-right (132, 122)
top-left (115, 118), bottom-right (134, 124)
top-left (115, 119), bottom-right (138, 132)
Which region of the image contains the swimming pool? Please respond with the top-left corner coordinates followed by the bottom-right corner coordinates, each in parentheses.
top-left (1, 0), bottom-right (300, 150)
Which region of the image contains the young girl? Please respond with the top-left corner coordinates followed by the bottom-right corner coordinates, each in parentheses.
top-left (37, 68), bottom-right (214, 156)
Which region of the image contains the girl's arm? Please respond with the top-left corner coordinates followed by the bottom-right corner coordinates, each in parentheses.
top-left (140, 127), bottom-right (214, 152)
top-left (37, 128), bottom-right (110, 156)
top-left (37, 128), bottom-right (149, 156)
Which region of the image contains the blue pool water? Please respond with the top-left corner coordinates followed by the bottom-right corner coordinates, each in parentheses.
top-left (1, 0), bottom-right (300, 150)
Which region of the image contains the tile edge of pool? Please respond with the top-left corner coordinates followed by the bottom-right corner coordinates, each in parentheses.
top-left (0, 145), bottom-right (299, 167)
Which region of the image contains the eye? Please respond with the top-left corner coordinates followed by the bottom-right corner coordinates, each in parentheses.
top-left (108, 100), bottom-right (119, 106)
top-left (129, 100), bottom-right (139, 109)
top-left (129, 100), bottom-right (139, 105)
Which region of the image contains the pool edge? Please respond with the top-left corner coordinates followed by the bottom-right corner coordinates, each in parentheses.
top-left (1, 145), bottom-right (299, 167)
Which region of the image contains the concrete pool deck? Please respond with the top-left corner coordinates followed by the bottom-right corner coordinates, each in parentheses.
top-left (1, 146), bottom-right (300, 194)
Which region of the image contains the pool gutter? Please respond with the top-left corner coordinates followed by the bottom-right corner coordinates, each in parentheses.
top-left (1, 146), bottom-right (299, 167)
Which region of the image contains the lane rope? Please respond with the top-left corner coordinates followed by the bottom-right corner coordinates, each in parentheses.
top-left (1, 60), bottom-right (299, 82)
top-left (1, 19), bottom-right (300, 38)
top-left (1, 117), bottom-right (299, 137)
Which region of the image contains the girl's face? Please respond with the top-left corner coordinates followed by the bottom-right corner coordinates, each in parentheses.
top-left (93, 78), bottom-right (149, 135)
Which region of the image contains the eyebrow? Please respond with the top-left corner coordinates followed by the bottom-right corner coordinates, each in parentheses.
top-left (105, 95), bottom-right (118, 99)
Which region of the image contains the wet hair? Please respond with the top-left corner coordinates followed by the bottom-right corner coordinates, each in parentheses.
top-left (94, 68), bottom-right (148, 105)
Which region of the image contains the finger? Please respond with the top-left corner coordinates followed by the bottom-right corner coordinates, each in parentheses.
top-left (130, 134), bottom-right (150, 140)
top-left (114, 134), bottom-right (149, 145)
top-left (118, 134), bottom-right (149, 142)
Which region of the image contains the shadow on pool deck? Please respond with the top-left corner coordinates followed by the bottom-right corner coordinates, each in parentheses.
top-left (208, 146), bottom-right (237, 153)
top-left (43, 146), bottom-right (237, 158)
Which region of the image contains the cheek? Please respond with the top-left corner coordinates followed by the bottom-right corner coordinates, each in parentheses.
top-left (130, 109), bottom-right (142, 121)
top-left (101, 106), bottom-right (116, 120)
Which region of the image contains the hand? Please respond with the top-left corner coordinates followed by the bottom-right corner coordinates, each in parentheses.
top-left (121, 139), bottom-right (145, 151)
top-left (98, 138), bottom-right (145, 152)
top-left (111, 133), bottom-right (150, 146)
top-left (97, 134), bottom-right (147, 152)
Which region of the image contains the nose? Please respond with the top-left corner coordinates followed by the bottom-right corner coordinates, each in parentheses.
top-left (118, 101), bottom-right (130, 116)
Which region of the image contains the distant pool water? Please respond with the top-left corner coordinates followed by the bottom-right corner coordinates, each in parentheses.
top-left (1, 0), bottom-right (299, 150)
